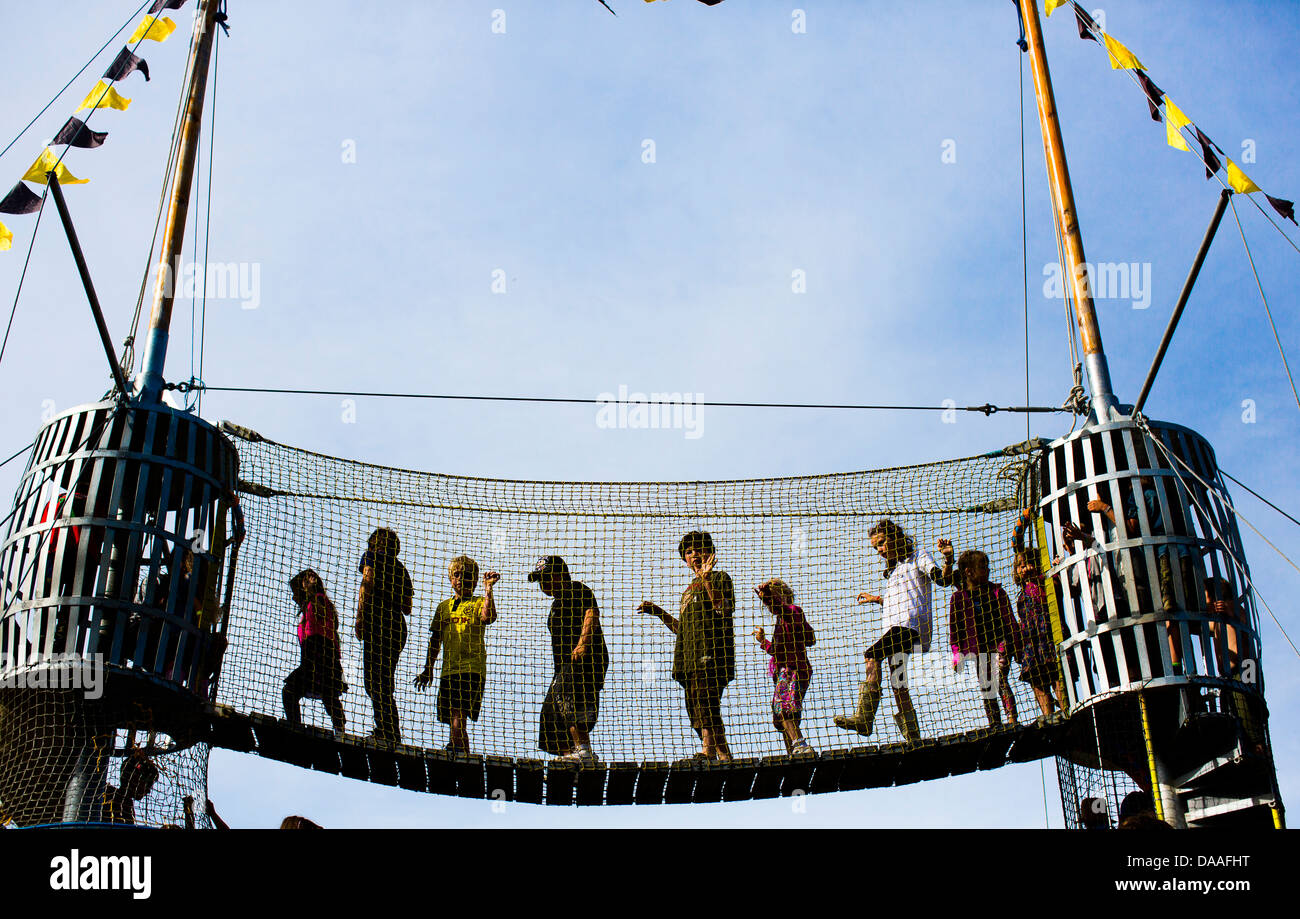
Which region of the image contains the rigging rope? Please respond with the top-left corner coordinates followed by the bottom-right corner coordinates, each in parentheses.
top-left (196, 26), bottom-right (221, 419)
top-left (123, 12), bottom-right (204, 378)
top-left (1220, 469), bottom-right (1300, 532)
top-left (1136, 417), bottom-right (1300, 663)
top-left (0, 187), bottom-right (49, 374)
top-left (190, 384), bottom-right (1070, 416)
top-left (1228, 196), bottom-right (1300, 416)
top-left (0, 440), bottom-right (36, 473)
top-left (1019, 22), bottom-right (1032, 444)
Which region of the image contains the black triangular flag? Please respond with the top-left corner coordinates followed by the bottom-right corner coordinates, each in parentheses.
top-left (1135, 70), bottom-right (1164, 122)
top-left (149, 0), bottom-right (189, 12)
top-left (1266, 194), bottom-right (1297, 225)
top-left (1075, 6), bottom-right (1099, 42)
top-left (1193, 127), bottom-right (1222, 179)
top-left (52, 116), bottom-right (108, 150)
top-left (0, 182), bottom-right (43, 215)
top-left (104, 47), bottom-right (150, 83)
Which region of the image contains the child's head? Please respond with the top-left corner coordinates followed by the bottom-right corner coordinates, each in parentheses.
top-left (678, 530), bottom-right (715, 572)
top-left (289, 569), bottom-right (324, 608)
top-left (957, 549), bottom-right (989, 587)
top-left (528, 555), bottom-right (571, 597)
top-left (448, 555), bottom-right (479, 598)
top-left (1078, 796), bottom-right (1110, 830)
top-left (368, 528), bottom-right (400, 558)
top-left (121, 752), bottom-right (159, 800)
top-left (755, 578), bottom-right (794, 612)
top-left (868, 519), bottom-right (913, 565)
top-left (1014, 548), bottom-right (1041, 586)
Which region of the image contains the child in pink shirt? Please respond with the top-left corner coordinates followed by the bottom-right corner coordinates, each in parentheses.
top-left (753, 579), bottom-right (816, 756)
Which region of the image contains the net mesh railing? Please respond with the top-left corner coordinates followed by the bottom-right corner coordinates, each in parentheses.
top-left (217, 427), bottom-right (1057, 764)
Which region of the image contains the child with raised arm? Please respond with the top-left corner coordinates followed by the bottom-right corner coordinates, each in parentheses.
top-left (753, 578), bottom-right (816, 756)
top-left (1013, 547), bottom-right (1067, 722)
top-left (413, 556), bottom-right (499, 753)
top-left (948, 549), bottom-right (1020, 728)
top-left (638, 530), bottom-right (736, 762)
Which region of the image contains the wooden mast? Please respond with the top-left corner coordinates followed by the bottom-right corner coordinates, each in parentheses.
top-left (1020, 0), bottom-right (1120, 420)
top-left (138, 0), bottom-right (222, 403)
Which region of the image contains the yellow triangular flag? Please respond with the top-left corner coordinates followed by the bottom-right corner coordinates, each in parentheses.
top-left (1226, 159), bottom-right (1261, 194)
top-left (0, 221), bottom-right (12, 252)
top-left (22, 148), bottom-right (88, 186)
top-left (1103, 34), bottom-right (1144, 70)
top-left (1046, 0), bottom-right (1070, 15)
top-left (1164, 96), bottom-right (1191, 152)
top-left (75, 80), bottom-right (131, 114)
top-left (128, 15), bottom-right (177, 44)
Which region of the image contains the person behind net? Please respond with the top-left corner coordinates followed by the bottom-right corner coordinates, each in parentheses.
top-left (1012, 547), bottom-right (1068, 723)
top-left (835, 519), bottom-right (954, 743)
top-left (752, 578), bottom-right (816, 756)
top-left (1053, 518), bottom-right (1114, 621)
top-left (530, 555), bottom-right (609, 764)
top-left (948, 549), bottom-right (1020, 729)
top-left (355, 528), bottom-right (412, 745)
top-left (283, 569), bottom-right (348, 737)
top-left (414, 555), bottom-right (499, 753)
top-left (103, 751), bottom-right (159, 826)
top-left (638, 530), bottom-right (736, 763)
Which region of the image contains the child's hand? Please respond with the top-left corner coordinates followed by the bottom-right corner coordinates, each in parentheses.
top-left (483, 571), bottom-right (500, 592)
top-left (413, 668), bottom-right (433, 690)
top-left (936, 538), bottom-right (954, 561)
top-left (753, 626), bottom-right (766, 644)
top-left (571, 642), bottom-right (587, 661)
top-left (697, 552), bottom-right (716, 579)
top-left (857, 592), bottom-right (882, 605)
top-left (1051, 554), bottom-right (1063, 567)
top-left (637, 601), bottom-right (663, 617)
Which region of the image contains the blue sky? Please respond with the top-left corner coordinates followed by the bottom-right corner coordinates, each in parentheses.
top-left (1, 1), bottom-right (1297, 827)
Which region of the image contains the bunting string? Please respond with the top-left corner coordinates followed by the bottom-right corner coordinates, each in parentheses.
top-left (0, 1), bottom-right (193, 254)
top-left (1050, 0), bottom-right (1297, 233)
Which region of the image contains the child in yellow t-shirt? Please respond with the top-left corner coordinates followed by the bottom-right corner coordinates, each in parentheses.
top-left (414, 555), bottom-right (499, 752)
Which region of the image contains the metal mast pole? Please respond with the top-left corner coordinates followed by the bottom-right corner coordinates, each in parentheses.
top-left (138, 0), bottom-right (222, 403)
top-left (1020, 0), bottom-right (1120, 421)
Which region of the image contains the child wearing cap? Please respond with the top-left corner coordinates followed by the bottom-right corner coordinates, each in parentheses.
top-left (414, 555), bottom-right (499, 753)
top-left (530, 555), bottom-right (609, 764)
top-left (753, 578), bottom-right (816, 756)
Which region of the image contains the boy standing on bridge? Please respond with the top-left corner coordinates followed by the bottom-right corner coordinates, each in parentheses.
top-left (414, 555), bottom-right (499, 753)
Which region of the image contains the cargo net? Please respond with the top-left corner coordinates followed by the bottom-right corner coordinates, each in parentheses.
top-left (0, 687), bottom-right (214, 828)
top-left (1055, 696), bottom-right (1152, 829)
top-left (217, 427), bottom-right (1065, 767)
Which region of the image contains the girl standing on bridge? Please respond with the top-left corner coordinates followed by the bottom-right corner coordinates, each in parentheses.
top-left (283, 569), bottom-right (347, 736)
top-left (835, 519), bottom-right (954, 743)
top-left (753, 578), bottom-right (816, 756)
